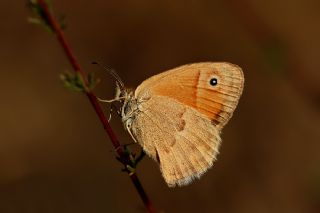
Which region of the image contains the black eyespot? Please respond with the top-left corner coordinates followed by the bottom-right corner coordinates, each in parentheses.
top-left (210, 78), bottom-right (218, 86)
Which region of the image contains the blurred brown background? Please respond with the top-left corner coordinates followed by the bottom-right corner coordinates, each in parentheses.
top-left (1, 0), bottom-right (320, 212)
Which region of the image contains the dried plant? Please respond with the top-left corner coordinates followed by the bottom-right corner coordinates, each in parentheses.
top-left (27, 0), bottom-right (156, 212)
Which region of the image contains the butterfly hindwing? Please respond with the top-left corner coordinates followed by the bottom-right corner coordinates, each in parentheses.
top-left (131, 95), bottom-right (221, 186)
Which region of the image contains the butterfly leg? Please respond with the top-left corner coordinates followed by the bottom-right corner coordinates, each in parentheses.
top-left (127, 128), bottom-right (138, 143)
top-left (98, 97), bottom-right (119, 103)
top-left (112, 103), bottom-right (121, 117)
top-left (134, 149), bottom-right (146, 165)
top-left (107, 103), bottom-right (121, 122)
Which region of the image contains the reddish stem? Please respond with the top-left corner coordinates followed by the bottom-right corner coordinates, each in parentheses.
top-left (36, 1), bottom-right (156, 212)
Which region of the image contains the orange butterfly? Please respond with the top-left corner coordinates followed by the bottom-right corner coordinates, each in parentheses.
top-left (101, 62), bottom-right (244, 187)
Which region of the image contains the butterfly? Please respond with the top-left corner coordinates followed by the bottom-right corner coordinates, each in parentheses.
top-left (101, 62), bottom-right (244, 187)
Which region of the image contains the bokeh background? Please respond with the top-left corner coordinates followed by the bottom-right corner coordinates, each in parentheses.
top-left (1, 0), bottom-right (320, 212)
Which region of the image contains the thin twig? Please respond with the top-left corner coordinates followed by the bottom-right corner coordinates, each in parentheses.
top-left (35, 1), bottom-right (156, 212)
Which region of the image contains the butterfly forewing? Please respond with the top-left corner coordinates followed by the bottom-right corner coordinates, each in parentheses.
top-left (135, 62), bottom-right (244, 130)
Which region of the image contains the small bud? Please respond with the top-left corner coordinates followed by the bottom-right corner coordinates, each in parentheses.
top-left (60, 71), bottom-right (99, 92)
top-left (27, 0), bottom-right (65, 33)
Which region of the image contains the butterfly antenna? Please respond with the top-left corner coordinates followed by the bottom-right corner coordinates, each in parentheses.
top-left (91, 61), bottom-right (125, 90)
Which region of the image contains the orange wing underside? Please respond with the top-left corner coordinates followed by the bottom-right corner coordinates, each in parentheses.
top-left (136, 63), bottom-right (244, 129)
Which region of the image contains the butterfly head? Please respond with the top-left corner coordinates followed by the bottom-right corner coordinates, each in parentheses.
top-left (116, 85), bottom-right (139, 142)
top-left (92, 61), bottom-right (140, 141)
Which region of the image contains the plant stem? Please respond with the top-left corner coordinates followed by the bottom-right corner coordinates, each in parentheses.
top-left (36, 1), bottom-right (156, 212)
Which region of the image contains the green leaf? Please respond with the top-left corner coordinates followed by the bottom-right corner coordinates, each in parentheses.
top-left (60, 72), bottom-right (100, 92)
top-left (27, 0), bottom-right (66, 32)
top-left (27, 17), bottom-right (53, 33)
top-left (60, 72), bottom-right (86, 92)
top-left (27, 0), bottom-right (53, 32)
top-left (87, 72), bottom-right (100, 91)
top-left (57, 14), bottom-right (67, 30)
top-left (133, 150), bottom-right (146, 167)
top-left (126, 165), bottom-right (135, 173)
